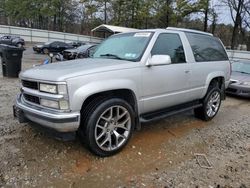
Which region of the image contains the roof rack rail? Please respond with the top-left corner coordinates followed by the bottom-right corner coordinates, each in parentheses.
top-left (166, 27), bottom-right (213, 36)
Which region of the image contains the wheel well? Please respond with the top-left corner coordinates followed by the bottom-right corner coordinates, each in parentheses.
top-left (81, 89), bottom-right (138, 115)
top-left (209, 77), bottom-right (225, 99)
top-left (209, 77), bottom-right (224, 89)
top-left (80, 89), bottom-right (140, 130)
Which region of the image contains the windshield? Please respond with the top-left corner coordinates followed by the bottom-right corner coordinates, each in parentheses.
top-left (93, 32), bottom-right (153, 61)
top-left (44, 41), bottom-right (52, 45)
top-left (232, 61), bottom-right (250, 74)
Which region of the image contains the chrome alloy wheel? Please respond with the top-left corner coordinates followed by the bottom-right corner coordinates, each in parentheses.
top-left (206, 91), bottom-right (221, 117)
top-left (95, 105), bottom-right (131, 151)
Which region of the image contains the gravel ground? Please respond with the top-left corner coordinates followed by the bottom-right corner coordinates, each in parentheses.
top-left (0, 47), bottom-right (249, 188)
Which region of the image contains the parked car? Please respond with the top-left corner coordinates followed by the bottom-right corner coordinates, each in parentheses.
top-left (0, 35), bottom-right (25, 47)
top-left (226, 60), bottom-right (250, 97)
top-left (67, 41), bottom-right (86, 48)
top-left (56, 44), bottom-right (97, 61)
top-left (14, 28), bottom-right (231, 157)
top-left (33, 41), bottom-right (74, 54)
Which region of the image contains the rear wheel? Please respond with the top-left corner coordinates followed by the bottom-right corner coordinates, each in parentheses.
top-left (80, 98), bottom-right (135, 157)
top-left (194, 83), bottom-right (222, 121)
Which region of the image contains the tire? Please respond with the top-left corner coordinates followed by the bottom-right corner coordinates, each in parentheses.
top-left (80, 98), bottom-right (135, 157)
top-left (194, 84), bottom-right (222, 121)
top-left (42, 48), bottom-right (49, 54)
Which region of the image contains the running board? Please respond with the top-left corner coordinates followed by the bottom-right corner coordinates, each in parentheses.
top-left (140, 101), bottom-right (202, 123)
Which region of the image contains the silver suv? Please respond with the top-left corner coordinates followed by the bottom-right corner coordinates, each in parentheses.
top-left (14, 28), bottom-right (231, 156)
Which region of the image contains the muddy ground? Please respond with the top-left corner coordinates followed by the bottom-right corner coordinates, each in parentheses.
top-left (0, 47), bottom-right (249, 188)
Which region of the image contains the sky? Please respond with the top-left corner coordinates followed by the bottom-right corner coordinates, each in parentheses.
top-left (212, 0), bottom-right (234, 25)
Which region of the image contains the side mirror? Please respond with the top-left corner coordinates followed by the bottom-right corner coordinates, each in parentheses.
top-left (147, 55), bottom-right (171, 66)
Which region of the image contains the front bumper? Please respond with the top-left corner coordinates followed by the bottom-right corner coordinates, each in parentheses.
top-left (14, 94), bottom-right (81, 132)
top-left (226, 84), bottom-right (250, 97)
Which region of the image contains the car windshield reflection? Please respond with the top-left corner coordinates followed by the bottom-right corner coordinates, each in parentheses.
top-left (232, 61), bottom-right (250, 74)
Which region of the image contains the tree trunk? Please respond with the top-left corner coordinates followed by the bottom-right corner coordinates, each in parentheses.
top-left (131, 1), bottom-right (135, 28)
top-left (53, 15), bottom-right (57, 31)
top-left (211, 13), bottom-right (217, 34)
top-left (165, 0), bottom-right (171, 27)
top-left (203, 0), bottom-right (209, 32)
top-left (104, 1), bottom-right (107, 24)
top-left (231, 0), bottom-right (243, 49)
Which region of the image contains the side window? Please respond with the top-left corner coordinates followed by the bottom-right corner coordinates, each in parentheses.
top-left (51, 42), bottom-right (59, 47)
top-left (57, 42), bottom-right (64, 47)
top-left (151, 33), bottom-right (186, 64)
top-left (186, 33), bottom-right (228, 62)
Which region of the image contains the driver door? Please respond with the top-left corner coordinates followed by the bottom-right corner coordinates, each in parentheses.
top-left (142, 33), bottom-right (192, 113)
top-left (50, 42), bottom-right (61, 52)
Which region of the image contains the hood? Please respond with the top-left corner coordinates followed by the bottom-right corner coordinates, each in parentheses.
top-left (230, 72), bottom-right (250, 83)
top-left (64, 48), bottom-right (78, 53)
top-left (20, 58), bottom-right (139, 82)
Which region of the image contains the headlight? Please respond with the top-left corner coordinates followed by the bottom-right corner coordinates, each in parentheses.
top-left (40, 99), bottom-right (59, 109)
top-left (40, 83), bottom-right (57, 94)
top-left (39, 83), bottom-right (69, 110)
top-left (59, 100), bottom-right (69, 110)
top-left (40, 99), bottom-right (69, 110)
top-left (241, 81), bottom-right (250, 86)
top-left (58, 84), bottom-right (68, 95)
top-left (39, 83), bottom-right (68, 95)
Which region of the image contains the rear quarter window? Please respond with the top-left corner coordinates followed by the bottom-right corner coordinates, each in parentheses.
top-left (186, 33), bottom-right (228, 62)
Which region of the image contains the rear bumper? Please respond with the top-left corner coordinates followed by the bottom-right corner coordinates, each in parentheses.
top-left (14, 94), bottom-right (81, 132)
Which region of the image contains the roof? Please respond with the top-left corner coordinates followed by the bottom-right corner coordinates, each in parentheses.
top-left (91, 24), bottom-right (139, 34)
top-left (166, 27), bottom-right (213, 36)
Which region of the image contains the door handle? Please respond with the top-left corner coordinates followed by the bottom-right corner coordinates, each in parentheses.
top-left (185, 70), bottom-right (190, 73)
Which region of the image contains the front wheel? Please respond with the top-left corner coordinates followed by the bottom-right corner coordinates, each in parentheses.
top-left (80, 98), bottom-right (135, 157)
top-left (194, 87), bottom-right (222, 121)
top-left (42, 48), bottom-right (49, 54)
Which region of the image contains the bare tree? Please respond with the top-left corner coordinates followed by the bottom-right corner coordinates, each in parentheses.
top-left (225, 0), bottom-right (245, 49)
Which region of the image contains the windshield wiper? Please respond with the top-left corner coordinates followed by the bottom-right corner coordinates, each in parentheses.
top-left (99, 53), bottom-right (136, 62)
top-left (100, 53), bottom-right (123, 60)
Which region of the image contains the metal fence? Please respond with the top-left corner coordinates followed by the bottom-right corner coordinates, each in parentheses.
top-left (227, 50), bottom-right (250, 61)
top-left (0, 25), bottom-right (102, 44)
